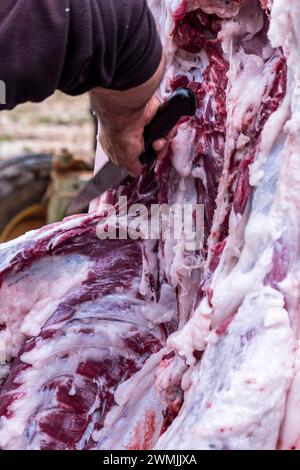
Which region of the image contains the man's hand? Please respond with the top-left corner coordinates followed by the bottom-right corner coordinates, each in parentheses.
top-left (98, 95), bottom-right (176, 176)
top-left (90, 57), bottom-right (177, 177)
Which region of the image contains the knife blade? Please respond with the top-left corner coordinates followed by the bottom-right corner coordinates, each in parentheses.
top-left (67, 161), bottom-right (126, 215)
top-left (68, 88), bottom-right (197, 214)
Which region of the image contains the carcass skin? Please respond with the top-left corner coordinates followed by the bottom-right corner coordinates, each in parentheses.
top-left (0, 0), bottom-right (300, 450)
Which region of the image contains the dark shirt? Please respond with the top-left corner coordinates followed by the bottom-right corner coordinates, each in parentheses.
top-left (0, 0), bottom-right (162, 110)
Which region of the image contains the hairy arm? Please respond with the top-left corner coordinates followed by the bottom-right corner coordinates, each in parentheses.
top-left (90, 57), bottom-right (166, 176)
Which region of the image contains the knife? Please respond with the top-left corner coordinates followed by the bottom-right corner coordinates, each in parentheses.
top-left (68, 88), bottom-right (197, 214)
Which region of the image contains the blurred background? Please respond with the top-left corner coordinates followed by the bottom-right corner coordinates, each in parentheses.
top-left (0, 92), bottom-right (96, 243)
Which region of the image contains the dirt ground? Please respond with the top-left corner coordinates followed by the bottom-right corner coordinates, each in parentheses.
top-left (0, 92), bottom-right (95, 162)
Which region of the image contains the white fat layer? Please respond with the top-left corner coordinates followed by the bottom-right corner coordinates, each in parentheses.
top-left (1, 0), bottom-right (300, 452)
top-left (156, 287), bottom-right (294, 450)
top-left (0, 353), bottom-right (102, 449)
top-left (0, 212), bottom-right (93, 272)
top-left (164, 0), bottom-right (283, 360)
top-left (195, 0), bottom-right (300, 330)
top-left (280, 347), bottom-right (300, 450)
top-left (0, 310), bottom-right (166, 449)
top-left (187, 0), bottom-right (250, 18)
top-left (140, 241), bottom-right (158, 301)
top-left (147, 0), bottom-right (177, 63)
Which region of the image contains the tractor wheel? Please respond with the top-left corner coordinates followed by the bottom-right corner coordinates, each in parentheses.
top-left (0, 154), bottom-right (52, 243)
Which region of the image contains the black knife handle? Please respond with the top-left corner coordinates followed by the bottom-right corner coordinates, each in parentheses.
top-left (139, 88), bottom-right (197, 166)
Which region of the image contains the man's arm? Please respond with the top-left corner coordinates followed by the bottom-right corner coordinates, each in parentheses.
top-left (0, 0), bottom-right (169, 174)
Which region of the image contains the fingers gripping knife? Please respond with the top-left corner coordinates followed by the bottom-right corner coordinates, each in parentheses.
top-left (68, 88), bottom-right (197, 214)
